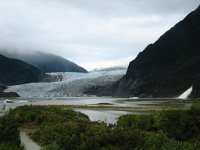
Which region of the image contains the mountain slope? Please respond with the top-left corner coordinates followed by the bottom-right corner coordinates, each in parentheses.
top-left (0, 51), bottom-right (88, 73)
top-left (0, 54), bottom-right (44, 86)
top-left (112, 5), bottom-right (200, 98)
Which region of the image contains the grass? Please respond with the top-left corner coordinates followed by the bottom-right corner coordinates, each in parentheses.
top-left (60, 99), bottom-right (199, 112)
top-left (159, 99), bottom-right (198, 105)
top-left (61, 104), bottom-right (190, 113)
top-left (95, 102), bottom-right (114, 105)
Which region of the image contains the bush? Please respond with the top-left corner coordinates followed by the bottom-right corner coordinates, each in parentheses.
top-left (0, 143), bottom-right (23, 150)
top-left (0, 115), bottom-right (20, 146)
top-left (1, 104), bottom-right (200, 150)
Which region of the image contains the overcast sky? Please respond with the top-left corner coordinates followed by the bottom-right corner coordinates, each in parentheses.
top-left (0, 0), bottom-right (199, 70)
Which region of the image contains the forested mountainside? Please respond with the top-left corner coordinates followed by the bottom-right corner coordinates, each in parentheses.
top-left (0, 51), bottom-right (88, 73)
top-left (0, 54), bottom-right (44, 86)
top-left (110, 5), bottom-right (200, 98)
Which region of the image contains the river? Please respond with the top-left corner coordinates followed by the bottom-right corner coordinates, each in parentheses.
top-left (0, 97), bottom-right (190, 150)
top-left (0, 97), bottom-right (188, 124)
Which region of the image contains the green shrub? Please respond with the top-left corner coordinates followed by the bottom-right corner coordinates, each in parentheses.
top-left (0, 143), bottom-right (23, 150)
top-left (1, 104), bottom-right (200, 150)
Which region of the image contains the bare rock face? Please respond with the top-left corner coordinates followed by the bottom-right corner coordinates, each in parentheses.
top-left (191, 81), bottom-right (200, 99)
top-left (112, 6), bottom-right (200, 98)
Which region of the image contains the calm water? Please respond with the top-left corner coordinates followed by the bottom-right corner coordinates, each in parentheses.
top-left (73, 109), bottom-right (151, 124)
top-left (0, 97), bottom-right (189, 150)
top-left (0, 97), bottom-right (187, 123)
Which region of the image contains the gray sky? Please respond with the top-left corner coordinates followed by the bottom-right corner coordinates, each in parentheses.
top-left (0, 0), bottom-right (199, 70)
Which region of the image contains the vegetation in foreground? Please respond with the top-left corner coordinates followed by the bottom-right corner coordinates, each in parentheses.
top-left (0, 104), bottom-right (200, 150)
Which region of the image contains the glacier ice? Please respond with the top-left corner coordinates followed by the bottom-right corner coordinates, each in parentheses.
top-left (5, 70), bottom-right (126, 97)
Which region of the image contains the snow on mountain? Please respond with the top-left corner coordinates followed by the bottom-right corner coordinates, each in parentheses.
top-left (5, 69), bottom-right (126, 97)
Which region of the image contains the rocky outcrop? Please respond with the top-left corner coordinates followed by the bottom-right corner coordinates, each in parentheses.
top-left (112, 5), bottom-right (200, 98)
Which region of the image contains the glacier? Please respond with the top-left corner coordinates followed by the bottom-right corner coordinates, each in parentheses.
top-left (5, 69), bottom-right (126, 97)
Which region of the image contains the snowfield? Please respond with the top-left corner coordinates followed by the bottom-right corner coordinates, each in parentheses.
top-left (5, 69), bottom-right (126, 97)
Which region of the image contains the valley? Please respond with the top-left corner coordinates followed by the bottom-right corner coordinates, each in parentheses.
top-left (0, 100), bottom-right (199, 150)
top-left (0, 97), bottom-right (192, 124)
top-left (0, 1), bottom-right (200, 150)
top-left (5, 69), bottom-right (126, 97)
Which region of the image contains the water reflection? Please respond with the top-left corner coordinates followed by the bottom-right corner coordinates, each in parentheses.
top-left (74, 109), bottom-right (149, 124)
top-left (0, 97), bottom-right (188, 124)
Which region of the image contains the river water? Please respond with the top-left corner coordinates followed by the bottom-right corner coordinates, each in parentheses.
top-left (0, 97), bottom-right (190, 150)
top-left (0, 97), bottom-right (187, 124)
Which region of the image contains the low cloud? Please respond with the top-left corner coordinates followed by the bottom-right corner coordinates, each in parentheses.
top-left (0, 0), bottom-right (198, 70)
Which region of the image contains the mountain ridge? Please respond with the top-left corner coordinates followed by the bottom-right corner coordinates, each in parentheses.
top-left (0, 50), bottom-right (88, 73)
top-left (108, 5), bottom-right (200, 98)
top-left (0, 54), bottom-right (45, 86)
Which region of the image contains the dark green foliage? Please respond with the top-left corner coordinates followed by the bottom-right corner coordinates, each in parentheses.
top-left (0, 113), bottom-right (21, 148)
top-left (0, 117), bottom-right (20, 145)
top-left (42, 143), bottom-right (63, 150)
top-left (7, 105), bottom-right (89, 125)
top-left (2, 105), bottom-right (200, 150)
top-left (156, 110), bottom-right (185, 140)
top-left (156, 104), bottom-right (200, 141)
top-left (117, 114), bottom-right (157, 131)
top-left (0, 54), bottom-right (44, 86)
top-left (161, 139), bottom-right (200, 150)
top-left (117, 104), bottom-right (200, 149)
top-left (113, 5), bottom-right (200, 98)
top-left (0, 143), bottom-right (23, 150)
top-left (118, 105), bottom-right (200, 141)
